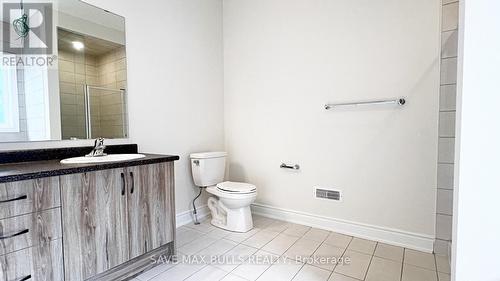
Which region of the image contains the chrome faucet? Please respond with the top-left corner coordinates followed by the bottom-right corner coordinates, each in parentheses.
top-left (86, 138), bottom-right (107, 157)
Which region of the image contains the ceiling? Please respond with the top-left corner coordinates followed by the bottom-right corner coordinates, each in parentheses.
top-left (58, 28), bottom-right (123, 57)
top-left (54, 0), bottom-right (124, 31)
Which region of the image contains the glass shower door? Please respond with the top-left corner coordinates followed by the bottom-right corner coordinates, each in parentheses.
top-left (84, 85), bottom-right (127, 139)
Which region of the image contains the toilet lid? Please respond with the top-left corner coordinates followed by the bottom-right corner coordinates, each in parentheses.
top-left (216, 181), bottom-right (256, 194)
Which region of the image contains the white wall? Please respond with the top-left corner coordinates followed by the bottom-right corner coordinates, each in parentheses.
top-left (85, 0), bottom-right (224, 214)
top-left (224, 0), bottom-right (441, 248)
top-left (0, 0), bottom-right (225, 216)
top-left (452, 0), bottom-right (500, 280)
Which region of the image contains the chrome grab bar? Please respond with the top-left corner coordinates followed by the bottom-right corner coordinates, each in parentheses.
top-left (280, 163), bottom-right (300, 170)
top-left (324, 97), bottom-right (406, 110)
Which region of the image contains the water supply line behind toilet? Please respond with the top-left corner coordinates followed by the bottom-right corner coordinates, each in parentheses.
top-left (192, 186), bottom-right (203, 225)
top-left (191, 158), bottom-right (204, 225)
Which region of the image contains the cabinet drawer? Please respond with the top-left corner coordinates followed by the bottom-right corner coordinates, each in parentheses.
top-left (0, 177), bottom-right (60, 220)
top-left (0, 238), bottom-right (63, 281)
top-left (0, 208), bottom-right (62, 256)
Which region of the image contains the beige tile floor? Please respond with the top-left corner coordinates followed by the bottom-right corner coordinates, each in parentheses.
top-left (133, 216), bottom-right (450, 281)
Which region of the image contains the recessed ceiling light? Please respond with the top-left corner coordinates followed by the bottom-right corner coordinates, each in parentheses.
top-left (72, 41), bottom-right (84, 51)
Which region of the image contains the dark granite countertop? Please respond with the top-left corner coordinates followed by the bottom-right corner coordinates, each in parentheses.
top-left (0, 154), bottom-right (179, 183)
top-left (0, 144), bottom-right (179, 183)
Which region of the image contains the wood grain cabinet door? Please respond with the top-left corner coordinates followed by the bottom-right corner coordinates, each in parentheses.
top-left (126, 162), bottom-right (175, 259)
top-left (60, 168), bottom-right (130, 281)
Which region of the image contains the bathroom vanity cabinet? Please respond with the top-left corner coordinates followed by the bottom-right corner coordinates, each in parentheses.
top-left (0, 178), bottom-right (64, 281)
top-left (61, 162), bottom-right (175, 280)
top-left (0, 145), bottom-right (178, 281)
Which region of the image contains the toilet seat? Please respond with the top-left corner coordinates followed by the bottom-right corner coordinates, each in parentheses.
top-left (207, 185), bottom-right (256, 200)
top-left (216, 181), bottom-right (256, 194)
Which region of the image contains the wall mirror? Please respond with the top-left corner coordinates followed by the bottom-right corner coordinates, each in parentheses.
top-left (0, 0), bottom-right (127, 142)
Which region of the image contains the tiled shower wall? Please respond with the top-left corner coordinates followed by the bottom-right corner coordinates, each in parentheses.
top-left (96, 46), bottom-right (127, 90)
top-left (435, 0), bottom-right (459, 256)
top-left (94, 47), bottom-right (128, 138)
top-left (58, 50), bottom-right (99, 139)
top-left (58, 47), bottom-right (127, 139)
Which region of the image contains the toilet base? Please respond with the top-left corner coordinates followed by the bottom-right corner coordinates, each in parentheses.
top-left (208, 197), bottom-right (254, 233)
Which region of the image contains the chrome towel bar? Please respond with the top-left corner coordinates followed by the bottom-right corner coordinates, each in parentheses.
top-left (324, 97), bottom-right (406, 110)
top-left (280, 163), bottom-right (300, 170)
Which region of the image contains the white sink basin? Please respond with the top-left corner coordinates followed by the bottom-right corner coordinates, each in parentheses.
top-left (60, 154), bottom-right (146, 164)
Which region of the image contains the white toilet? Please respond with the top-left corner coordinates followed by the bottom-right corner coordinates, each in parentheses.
top-left (190, 152), bottom-right (257, 233)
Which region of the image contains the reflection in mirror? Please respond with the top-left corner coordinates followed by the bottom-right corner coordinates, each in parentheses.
top-left (0, 53), bottom-right (22, 140)
top-left (0, 50), bottom-right (52, 142)
top-left (0, 0), bottom-right (127, 143)
top-left (57, 28), bottom-right (127, 140)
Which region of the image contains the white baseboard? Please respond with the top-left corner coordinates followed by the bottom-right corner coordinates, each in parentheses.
top-left (176, 205), bottom-right (211, 228)
top-left (251, 203), bottom-right (434, 253)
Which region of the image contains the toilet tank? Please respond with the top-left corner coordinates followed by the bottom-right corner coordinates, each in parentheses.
top-left (190, 152), bottom-right (227, 187)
